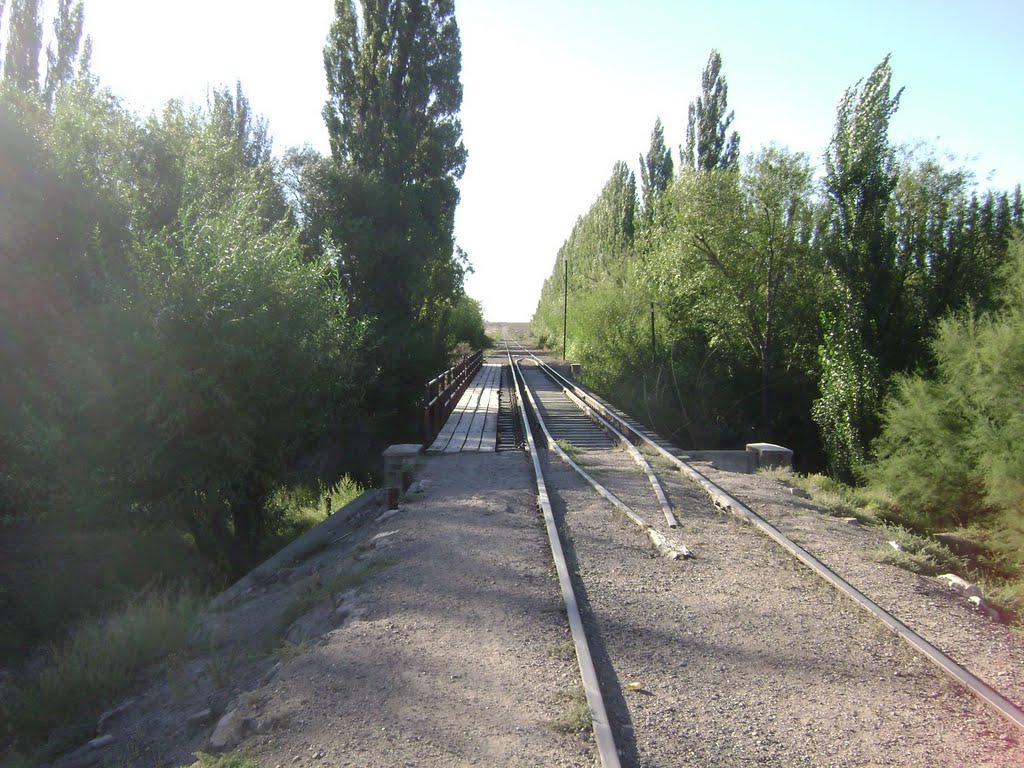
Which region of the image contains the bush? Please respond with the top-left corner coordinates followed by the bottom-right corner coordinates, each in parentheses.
top-left (867, 236), bottom-right (1024, 548)
top-left (2, 590), bottom-right (202, 759)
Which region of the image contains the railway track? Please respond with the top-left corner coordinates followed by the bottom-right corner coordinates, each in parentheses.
top-left (501, 337), bottom-right (1024, 767)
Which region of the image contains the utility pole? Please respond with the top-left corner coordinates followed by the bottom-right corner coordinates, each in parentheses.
top-left (562, 258), bottom-right (568, 360)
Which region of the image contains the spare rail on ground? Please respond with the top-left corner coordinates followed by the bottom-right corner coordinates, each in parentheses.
top-left (421, 350), bottom-right (484, 448)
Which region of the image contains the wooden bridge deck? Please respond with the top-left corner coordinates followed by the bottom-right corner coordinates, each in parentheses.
top-left (426, 363), bottom-right (501, 453)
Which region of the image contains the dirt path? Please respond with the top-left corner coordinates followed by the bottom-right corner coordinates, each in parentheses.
top-left (241, 451), bottom-right (592, 767)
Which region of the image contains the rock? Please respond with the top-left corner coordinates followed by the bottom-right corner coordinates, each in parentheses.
top-left (87, 734), bottom-right (114, 750)
top-left (936, 573), bottom-right (982, 599)
top-left (371, 529), bottom-right (401, 549)
top-left (285, 601), bottom-right (335, 645)
top-left (96, 696), bottom-right (136, 733)
top-left (842, 517), bottom-right (861, 526)
top-left (186, 708), bottom-right (213, 727)
top-left (208, 708), bottom-right (254, 752)
top-left (375, 510), bottom-right (399, 524)
top-left (887, 540), bottom-right (903, 552)
top-left (261, 662), bottom-right (283, 686)
top-left (789, 487), bottom-right (810, 499)
top-left (968, 595), bottom-right (1001, 620)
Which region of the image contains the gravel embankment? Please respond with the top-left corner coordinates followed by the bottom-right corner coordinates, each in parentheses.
top-left (541, 446), bottom-right (1023, 768)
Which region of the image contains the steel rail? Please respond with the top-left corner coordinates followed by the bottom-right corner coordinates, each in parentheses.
top-left (505, 344), bottom-right (622, 768)
top-left (509, 341), bottom-right (679, 530)
top-left (515, 341), bottom-right (1024, 733)
top-left (515, 359), bottom-right (685, 560)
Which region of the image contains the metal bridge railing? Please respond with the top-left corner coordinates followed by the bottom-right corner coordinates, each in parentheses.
top-left (421, 350), bottom-right (483, 448)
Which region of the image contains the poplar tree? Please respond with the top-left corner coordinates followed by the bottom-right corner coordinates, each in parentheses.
top-left (682, 49), bottom-right (740, 172)
top-left (639, 116), bottom-right (673, 224)
top-left (43, 0), bottom-right (84, 107)
top-left (320, 0), bottom-right (468, 430)
top-left (823, 54), bottom-right (905, 372)
top-left (814, 55), bottom-right (902, 478)
top-left (2, 0), bottom-right (42, 92)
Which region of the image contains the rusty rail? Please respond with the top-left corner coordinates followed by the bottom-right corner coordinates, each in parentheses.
top-left (421, 350), bottom-right (483, 448)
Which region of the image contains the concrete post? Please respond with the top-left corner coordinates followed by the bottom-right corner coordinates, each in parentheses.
top-left (383, 444), bottom-right (422, 509)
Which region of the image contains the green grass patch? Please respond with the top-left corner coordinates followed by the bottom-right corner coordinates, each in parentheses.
top-left (868, 524), bottom-right (966, 576)
top-left (550, 686), bottom-right (591, 735)
top-left (185, 751), bottom-right (262, 768)
top-left (757, 467), bottom-right (884, 523)
top-left (3, 589), bottom-right (202, 760)
top-left (274, 556), bottom-right (396, 645)
top-left (548, 638), bottom-right (575, 661)
top-left (260, 475), bottom-right (364, 558)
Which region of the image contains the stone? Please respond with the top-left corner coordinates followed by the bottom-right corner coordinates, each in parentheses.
top-left (936, 573), bottom-right (982, 599)
top-left (375, 510), bottom-right (399, 524)
top-left (968, 595), bottom-right (1001, 620)
top-left (371, 530), bottom-right (401, 549)
top-left (789, 487), bottom-right (810, 499)
top-left (96, 696), bottom-right (137, 733)
top-left (261, 662), bottom-right (283, 686)
top-left (842, 517), bottom-right (861, 526)
top-left (382, 444), bottom-right (422, 510)
top-left (208, 708), bottom-right (254, 752)
top-left (87, 734), bottom-right (114, 750)
top-left (186, 708), bottom-right (213, 727)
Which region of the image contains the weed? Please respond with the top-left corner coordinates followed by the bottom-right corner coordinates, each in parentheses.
top-left (868, 524), bottom-right (966, 576)
top-left (207, 647), bottom-right (241, 690)
top-left (3, 589), bottom-right (202, 760)
top-left (554, 439), bottom-right (581, 460)
top-left (550, 686), bottom-right (592, 734)
top-left (261, 476), bottom-right (365, 557)
top-left (757, 467), bottom-right (881, 522)
top-left (275, 557), bottom-right (395, 643)
top-left (274, 639), bottom-right (315, 661)
top-left (185, 751), bottom-right (262, 768)
top-left (548, 638), bottom-right (575, 661)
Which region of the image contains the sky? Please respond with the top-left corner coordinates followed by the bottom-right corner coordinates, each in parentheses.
top-left (32, 0), bottom-right (1024, 320)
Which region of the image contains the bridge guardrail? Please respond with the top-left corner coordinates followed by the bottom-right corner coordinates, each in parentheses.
top-left (422, 350), bottom-right (483, 447)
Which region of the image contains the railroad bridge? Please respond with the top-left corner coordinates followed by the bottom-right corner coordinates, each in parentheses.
top-left (70, 338), bottom-right (1024, 767)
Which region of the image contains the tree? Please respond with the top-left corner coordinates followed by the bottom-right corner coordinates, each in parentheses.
top-left (323, 0), bottom-right (466, 189)
top-left (42, 0), bottom-right (83, 107)
top-left (317, 0), bottom-right (469, 433)
top-left (639, 116), bottom-right (673, 225)
top-left (661, 148), bottom-right (820, 433)
top-left (2, 0), bottom-right (42, 92)
top-left (682, 49), bottom-right (740, 172)
top-left (866, 235), bottom-right (1024, 569)
top-left (815, 54), bottom-right (902, 477)
top-left (822, 53), bottom-right (903, 368)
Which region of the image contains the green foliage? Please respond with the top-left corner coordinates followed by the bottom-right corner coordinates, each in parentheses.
top-left (812, 295), bottom-right (880, 480)
top-left (866, 236), bottom-right (1024, 568)
top-left (868, 524), bottom-right (966, 576)
top-left (260, 476), bottom-right (365, 557)
top-left (446, 294), bottom-right (487, 350)
top-left (2, 590), bottom-right (201, 759)
top-left (42, 0), bottom-right (84, 106)
top-left (682, 49), bottom-right (739, 172)
top-left (638, 116), bottom-right (672, 226)
top-left (2, 0), bottom-right (42, 92)
top-left (311, 0), bottom-right (470, 433)
top-left (186, 753), bottom-right (262, 768)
